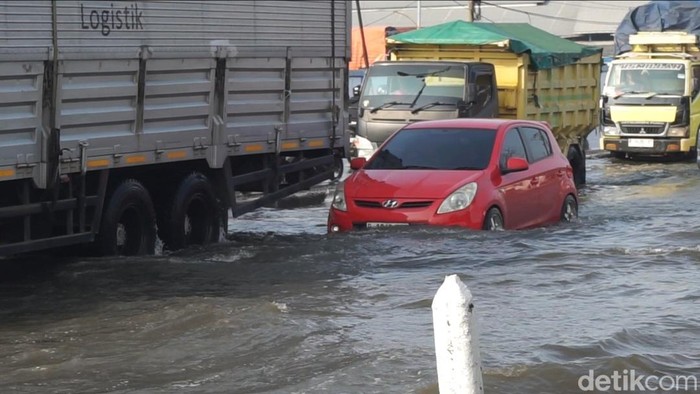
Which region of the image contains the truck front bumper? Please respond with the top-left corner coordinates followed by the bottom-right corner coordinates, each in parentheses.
top-left (600, 136), bottom-right (693, 154)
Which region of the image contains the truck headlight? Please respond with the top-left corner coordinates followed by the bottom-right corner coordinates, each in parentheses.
top-left (668, 126), bottom-right (689, 137)
top-left (331, 183), bottom-right (347, 211)
top-left (437, 182), bottom-right (477, 214)
top-left (603, 126), bottom-right (620, 136)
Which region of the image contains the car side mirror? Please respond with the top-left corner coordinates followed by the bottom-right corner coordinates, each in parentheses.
top-left (350, 157), bottom-right (367, 170)
top-left (353, 85), bottom-right (361, 97)
top-left (501, 157), bottom-right (529, 174)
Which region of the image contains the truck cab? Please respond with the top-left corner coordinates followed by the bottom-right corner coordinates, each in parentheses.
top-left (354, 61), bottom-right (497, 148)
top-left (600, 32), bottom-right (700, 158)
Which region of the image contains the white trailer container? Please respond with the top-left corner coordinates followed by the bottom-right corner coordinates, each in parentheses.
top-left (0, 0), bottom-right (350, 256)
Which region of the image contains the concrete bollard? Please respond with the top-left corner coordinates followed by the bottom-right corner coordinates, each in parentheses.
top-left (432, 274), bottom-right (484, 394)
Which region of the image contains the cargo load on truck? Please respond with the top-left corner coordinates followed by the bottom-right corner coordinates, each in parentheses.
top-left (0, 0), bottom-right (350, 257)
top-left (352, 20), bottom-right (602, 185)
top-left (600, 1), bottom-right (700, 160)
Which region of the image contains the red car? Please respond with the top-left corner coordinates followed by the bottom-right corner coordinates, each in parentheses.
top-left (328, 118), bottom-right (578, 232)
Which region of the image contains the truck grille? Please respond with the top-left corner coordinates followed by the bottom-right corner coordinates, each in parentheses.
top-left (620, 123), bottom-right (666, 135)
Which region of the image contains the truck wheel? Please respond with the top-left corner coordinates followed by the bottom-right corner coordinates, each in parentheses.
top-left (331, 156), bottom-right (344, 180)
top-left (483, 207), bottom-right (504, 231)
top-left (97, 179), bottom-right (156, 256)
top-left (158, 173), bottom-right (220, 251)
top-left (560, 194), bottom-right (578, 222)
top-left (567, 146), bottom-right (586, 187)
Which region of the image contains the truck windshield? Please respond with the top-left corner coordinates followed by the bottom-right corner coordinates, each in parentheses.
top-left (365, 128), bottom-right (496, 170)
top-left (361, 64), bottom-right (467, 108)
top-left (604, 62), bottom-right (686, 96)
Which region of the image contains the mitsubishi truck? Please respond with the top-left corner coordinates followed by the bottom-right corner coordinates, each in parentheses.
top-left (351, 21), bottom-right (602, 186)
top-left (599, 32), bottom-right (700, 159)
top-left (0, 1), bottom-right (350, 257)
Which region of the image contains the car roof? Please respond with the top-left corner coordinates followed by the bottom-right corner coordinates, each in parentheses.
top-left (402, 118), bottom-right (549, 130)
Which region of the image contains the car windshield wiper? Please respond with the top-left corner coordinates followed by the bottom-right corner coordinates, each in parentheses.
top-left (369, 101), bottom-right (411, 114)
top-left (451, 166), bottom-right (482, 170)
top-left (410, 101), bottom-right (458, 114)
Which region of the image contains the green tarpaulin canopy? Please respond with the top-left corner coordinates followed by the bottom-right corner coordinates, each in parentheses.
top-left (387, 21), bottom-right (601, 70)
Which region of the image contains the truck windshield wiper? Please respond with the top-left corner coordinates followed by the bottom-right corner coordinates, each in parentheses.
top-left (410, 101), bottom-right (458, 114)
top-left (369, 101), bottom-right (411, 114)
top-left (613, 90), bottom-right (647, 99)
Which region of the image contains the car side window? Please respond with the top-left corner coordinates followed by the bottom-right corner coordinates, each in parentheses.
top-left (500, 129), bottom-right (528, 169)
top-left (520, 127), bottom-right (552, 163)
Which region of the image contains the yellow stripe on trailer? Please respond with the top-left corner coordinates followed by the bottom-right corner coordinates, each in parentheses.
top-left (308, 139), bottom-right (325, 148)
top-left (87, 159), bottom-right (110, 168)
top-left (166, 151), bottom-right (187, 160)
top-left (244, 144), bottom-right (264, 152)
top-left (125, 155), bottom-right (146, 164)
top-left (282, 141), bottom-right (300, 150)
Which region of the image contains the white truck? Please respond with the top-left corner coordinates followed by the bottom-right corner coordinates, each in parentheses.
top-left (0, 1), bottom-right (350, 256)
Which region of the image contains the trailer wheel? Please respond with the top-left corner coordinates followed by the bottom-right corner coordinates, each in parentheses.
top-left (567, 146), bottom-right (586, 187)
top-left (97, 179), bottom-right (156, 256)
top-left (158, 172), bottom-right (220, 251)
top-left (331, 156), bottom-right (344, 180)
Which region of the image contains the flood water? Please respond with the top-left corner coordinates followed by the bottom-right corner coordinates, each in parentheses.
top-left (1, 155), bottom-right (700, 393)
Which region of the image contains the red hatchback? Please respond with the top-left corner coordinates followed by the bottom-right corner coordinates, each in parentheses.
top-left (328, 119), bottom-right (578, 232)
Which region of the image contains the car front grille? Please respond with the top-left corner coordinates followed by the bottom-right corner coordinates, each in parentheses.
top-left (354, 200), bottom-right (434, 209)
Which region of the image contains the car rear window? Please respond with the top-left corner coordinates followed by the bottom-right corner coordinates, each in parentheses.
top-left (365, 128), bottom-right (496, 170)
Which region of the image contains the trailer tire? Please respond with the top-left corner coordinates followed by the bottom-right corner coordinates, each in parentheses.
top-left (158, 172), bottom-right (220, 251)
top-left (567, 146), bottom-right (586, 187)
top-left (97, 179), bottom-right (156, 256)
top-left (331, 156), bottom-right (344, 180)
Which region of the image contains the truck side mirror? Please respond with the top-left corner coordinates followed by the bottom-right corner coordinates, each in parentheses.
top-left (353, 85), bottom-right (361, 97)
top-left (693, 77), bottom-right (699, 97)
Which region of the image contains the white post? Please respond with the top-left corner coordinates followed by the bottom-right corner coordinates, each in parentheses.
top-left (432, 274), bottom-right (484, 394)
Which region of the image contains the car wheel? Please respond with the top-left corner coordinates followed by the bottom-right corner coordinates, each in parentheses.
top-left (483, 207), bottom-right (504, 231)
top-left (560, 194), bottom-right (578, 222)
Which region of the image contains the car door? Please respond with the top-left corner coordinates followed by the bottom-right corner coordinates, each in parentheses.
top-left (519, 126), bottom-right (559, 226)
top-left (497, 127), bottom-right (537, 229)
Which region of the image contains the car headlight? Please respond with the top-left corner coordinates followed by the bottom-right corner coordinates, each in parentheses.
top-left (603, 126), bottom-right (620, 135)
top-left (331, 183), bottom-right (347, 211)
top-left (437, 182), bottom-right (477, 214)
top-left (668, 126), bottom-right (688, 137)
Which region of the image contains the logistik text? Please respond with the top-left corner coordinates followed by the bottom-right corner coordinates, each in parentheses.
top-left (80, 3), bottom-right (144, 36)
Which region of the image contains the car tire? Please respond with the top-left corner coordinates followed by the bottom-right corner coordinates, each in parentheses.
top-left (483, 207), bottom-right (504, 231)
top-left (560, 194), bottom-right (578, 222)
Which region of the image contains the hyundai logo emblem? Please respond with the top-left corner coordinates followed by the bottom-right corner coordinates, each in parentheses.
top-left (382, 199), bottom-right (399, 208)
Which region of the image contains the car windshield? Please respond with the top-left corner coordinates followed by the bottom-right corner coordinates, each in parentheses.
top-left (365, 128), bottom-right (496, 170)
